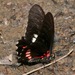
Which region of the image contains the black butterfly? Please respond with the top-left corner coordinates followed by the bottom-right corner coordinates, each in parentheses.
top-left (16, 4), bottom-right (54, 65)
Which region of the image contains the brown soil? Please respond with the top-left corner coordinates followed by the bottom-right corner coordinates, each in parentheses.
top-left (0, 0), bottom-right (75, 75)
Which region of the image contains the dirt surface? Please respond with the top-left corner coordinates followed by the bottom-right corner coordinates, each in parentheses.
top-left (0, 0), bottom-right (75, 75)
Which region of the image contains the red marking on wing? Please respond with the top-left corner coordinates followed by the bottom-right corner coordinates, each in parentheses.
top-left (25, 49), bottom-right (50, 60)
top-left (22, 46), bottom-right (27, 49)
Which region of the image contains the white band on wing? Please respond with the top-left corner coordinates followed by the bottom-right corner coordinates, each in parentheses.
top-left (32, 34), bottom-right (38, 43)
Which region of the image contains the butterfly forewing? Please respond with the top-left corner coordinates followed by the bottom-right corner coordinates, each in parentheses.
top-left (25, 4), bottom-right (45, 44)
top-left (39, 12), bottom-right (54, 53)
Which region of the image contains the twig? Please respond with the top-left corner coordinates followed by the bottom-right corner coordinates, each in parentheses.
top-left (23, 49), bottom-right (73, 75)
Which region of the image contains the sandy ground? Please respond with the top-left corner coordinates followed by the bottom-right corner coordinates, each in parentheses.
top-left (0, 0), bottom-right (75, 75)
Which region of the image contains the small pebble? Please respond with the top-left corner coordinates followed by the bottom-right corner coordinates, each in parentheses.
top-left (7, 2), bottom-right (12, 6)
top-left (0, 72), bottom-right (4, 75)
top-left (73, 39), bottom-right (75, 44)
top-left (4, 18), bottom-right (8, 26)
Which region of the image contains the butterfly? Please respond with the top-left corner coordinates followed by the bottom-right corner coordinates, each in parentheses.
top-left (16, 4), bottom-right (54, 65)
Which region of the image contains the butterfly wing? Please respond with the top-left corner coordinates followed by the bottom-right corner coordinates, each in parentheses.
top-left (28, 12), bottom-right (54, 57)
top-left (25, 4), bottom-right (45, 44)
top-left (16, 4), bottom-right (54, 65)
top-left (16, 4), bottom-right (45, 65)
top-left (38, 12), bottom-right (54, 54)
top-left (44, 12), bottom-right (54, 52)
